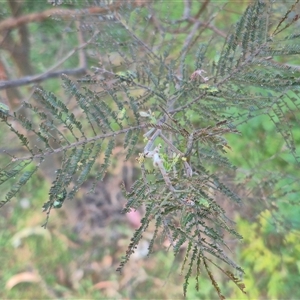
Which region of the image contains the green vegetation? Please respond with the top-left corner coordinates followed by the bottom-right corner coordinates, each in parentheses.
top-left (1, 0), bottom-right (300, 298)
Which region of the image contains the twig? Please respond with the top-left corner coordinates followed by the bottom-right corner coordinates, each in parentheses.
top-left (11, 123), bottom-right (150, 162)
top-left (0, 4), bottom-right (123, 32)
top-left (143, 125), bottom-right (193, 192)
top-left (0, 29), bottom-right (98, 90)
top-left (115, 14), bottom-right (182, 84)
top-left (183, 0), bottom-right (192, 19)
top-left (144, 129), bottom-right (161, 152)
top-left (0, 68), bottom-right (86, 90)
top-left (170, 46), bottom-right (265, 114)
top-left (159, 133), bottom-right (193, 177)
top-left (144, 144), bottom-right (178, 192)
top-left (181, 20), bottom-right (203, 59)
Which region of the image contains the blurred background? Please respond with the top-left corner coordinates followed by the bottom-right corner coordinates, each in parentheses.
top-left (1, 0), bottom-right (300, 299)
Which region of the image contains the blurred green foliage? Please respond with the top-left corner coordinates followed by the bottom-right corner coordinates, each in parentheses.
top-left (1, 0), bottom-right (300, 299)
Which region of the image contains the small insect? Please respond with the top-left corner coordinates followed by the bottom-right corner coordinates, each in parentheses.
top-left (53, 189), bottom-right (67, 209)
top-left (115, 71), bottom-right (136, 84)
top-left (199, 84), bottom-right (220, 95)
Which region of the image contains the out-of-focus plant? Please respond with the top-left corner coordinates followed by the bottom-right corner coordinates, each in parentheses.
top-left (1, 0), bottom-right (300, 298)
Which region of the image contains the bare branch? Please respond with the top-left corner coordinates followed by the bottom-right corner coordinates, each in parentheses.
top-left (183, 0), bottom-right (192, 19)
top-left (0, 4), bottom-right (123, 32)
top-left (0, 68), bottom-right (86, 89)
top-left (0, 28), bottom-right (98, 90)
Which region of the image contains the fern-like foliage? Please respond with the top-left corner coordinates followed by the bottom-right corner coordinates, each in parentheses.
top-left (1, 0), bottom-right (300, 298)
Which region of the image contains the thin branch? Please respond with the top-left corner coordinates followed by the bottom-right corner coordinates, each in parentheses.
top-left (0, 4), bottom-right (123, 32)
top-left (170, 45), bottom-right (265, 114)
top-left (181, 20), bottom-right (203, 58)
top-left (11, 123), bottom-right (150, 162)
top-left (272, 0), bottom-right (300, 36)
top-left (183, 0), bottom-right (192, 19)
top-left (0, 28), bottom-right (97, 90)
top-left (0, 68), bottom-right (85, 90)
top-left (115, 14), bottom-right (182, 84)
